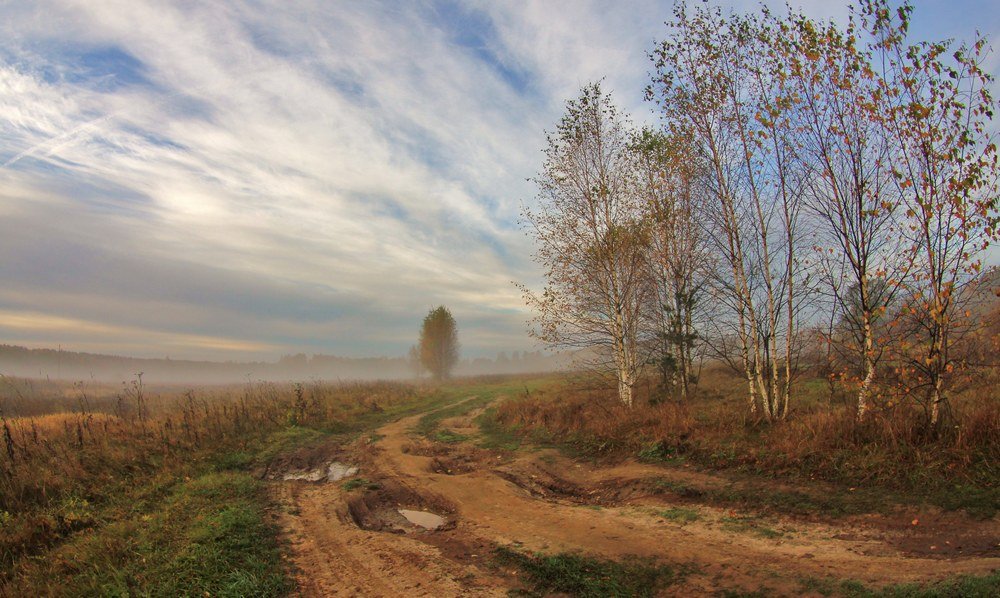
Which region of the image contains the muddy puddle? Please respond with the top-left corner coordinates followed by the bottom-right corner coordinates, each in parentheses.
top-left (398, 509), bottom-right (446, 530)
top-left (347, 479), bottom-right (455, 533)
top-left (283, 461), bottom-right (359, 482)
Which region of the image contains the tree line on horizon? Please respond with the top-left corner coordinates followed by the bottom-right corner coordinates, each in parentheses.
top-left (0, 342), bottom-right (566, 387)
top-left (520, 0), bottom-right (999, 431)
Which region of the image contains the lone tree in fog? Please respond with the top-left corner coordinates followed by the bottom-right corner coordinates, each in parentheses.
top-left (418, 306), bottom-right (460, 380)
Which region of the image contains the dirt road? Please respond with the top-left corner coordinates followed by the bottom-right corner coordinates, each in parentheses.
top-left (270, 397), bottom-right (1000, 596)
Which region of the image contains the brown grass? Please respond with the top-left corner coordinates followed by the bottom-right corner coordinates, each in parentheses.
top-left (493, 370), bottom-right (1000, 509)
top-left (0, 377), bottom-right (420, 584)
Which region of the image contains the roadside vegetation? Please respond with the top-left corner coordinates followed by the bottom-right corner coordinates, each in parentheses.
top-left (511, 0), bottom-right (1000, 525)
top-left (493, 546), bottom-right (689, 598)
top-left (0, 374), bottom-right (532, 594)
top-left (521, 0), bottom-right (999, 431)
top-left (489, 369), bottom-right (999, 518)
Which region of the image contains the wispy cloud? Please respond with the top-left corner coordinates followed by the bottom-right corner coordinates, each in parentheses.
top-left (0, 0), bottom-right (995, 360)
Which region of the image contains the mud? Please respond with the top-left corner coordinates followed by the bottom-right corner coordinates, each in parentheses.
top-left (271, 396), bottom-right (1000, 596)
top-left (282, 461), bottom-right (359, 482)
top-left (399, 509), bottom-right (447, 530)
top-left (346, 479), bottom-right (456, 533)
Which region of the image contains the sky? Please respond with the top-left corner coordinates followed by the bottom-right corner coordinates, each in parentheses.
top-left (1, 0), bottom-right (998, 361)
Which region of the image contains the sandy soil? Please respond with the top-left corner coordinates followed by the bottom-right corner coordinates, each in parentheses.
top-left (269, 397), bottom-right (1000, 596)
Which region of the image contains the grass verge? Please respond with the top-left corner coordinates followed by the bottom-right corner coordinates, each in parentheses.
top-left (493, 546), bottom-right (688, 597)
top-left (0, 376), bottom-right (552, 594)
top-left (658, 506), bottom-right (701, 523)
top-left (799, 570), bottom-right (1000, 597)
top-left (9, 470), bottom-right (288, 597)
top-left (413, 377), bottom-right (552, 443)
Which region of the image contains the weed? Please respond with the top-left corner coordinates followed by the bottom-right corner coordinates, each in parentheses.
top-left (493, 545), bottom-right (687, 597)
top-left (720, 516), bottom-right (783, 539)
top-left (647, 478), bottom-right (707, 500)
top-left (432, 429), bottom-right (469, 443)
top-left (342, 478), bottom-right (381, 491)
top-left (659, 507), bottom-right (701, 523)
top-left (799, 571), bottom-right (1000, 597)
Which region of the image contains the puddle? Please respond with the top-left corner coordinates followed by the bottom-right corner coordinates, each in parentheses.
top-left (398, 509), bottom-right (446, 530)
top-left (346, 479), bottom-right (455, 532)
top-left (326, 462), bottom-right (359, 481)
top-left (283, 461), bottom-right (358, 482)
top-left (282, 469), bottom-right (326, 482)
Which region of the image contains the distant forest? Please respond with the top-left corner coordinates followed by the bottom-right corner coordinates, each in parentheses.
top-left (0, 345), bottom-right (569, 384)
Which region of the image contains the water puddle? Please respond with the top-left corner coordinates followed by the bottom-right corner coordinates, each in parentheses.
top-left (326, 462), bottom-right (359, 481)
top-left (283, 461), bottom-right (359, 482)
top-left (282, 469), bottom-right (326, 482)
top-left (398, 509), bottom-right (446, 530)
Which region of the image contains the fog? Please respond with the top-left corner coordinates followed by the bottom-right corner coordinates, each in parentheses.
top-left (0, 344), bottom-right (569, 386)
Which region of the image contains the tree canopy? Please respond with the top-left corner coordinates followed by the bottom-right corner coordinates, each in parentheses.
top-left (418, 306), bottom-right (460, 380)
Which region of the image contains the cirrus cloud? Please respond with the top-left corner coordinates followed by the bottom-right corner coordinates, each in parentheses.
top-left (0, 0), bottom-right (995, 360)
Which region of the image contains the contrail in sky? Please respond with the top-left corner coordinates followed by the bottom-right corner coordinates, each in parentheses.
top-left (2, 113), bottom-right (117, 169)
top-left (0, 63), bottom-right (294, 171)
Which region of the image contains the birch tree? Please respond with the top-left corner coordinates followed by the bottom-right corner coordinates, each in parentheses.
top-left (863, 0), bottom-right (999, 430)
top-left (633, 128), bottom-right (709, 400)
top-left (649, 5), bottom-right (808, 420)
top-left (520, 83), bottom-right (655, 407)
top-left (780, 9), bottom-right (909, 421)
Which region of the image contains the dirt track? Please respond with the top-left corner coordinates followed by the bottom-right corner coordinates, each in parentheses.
top-left (270, 397), bottom-right (1000, 596)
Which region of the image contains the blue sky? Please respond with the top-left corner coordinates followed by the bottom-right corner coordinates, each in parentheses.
top-left (0, 0), bottom-right (997, 360)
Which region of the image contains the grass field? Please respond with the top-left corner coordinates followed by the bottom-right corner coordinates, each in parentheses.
top-left (1, 370), bottom-right (997, 596)
top-left (0, 376), bottom-right (537, 594)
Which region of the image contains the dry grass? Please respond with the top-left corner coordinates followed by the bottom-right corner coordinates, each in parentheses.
top-left (0, 377), bottom-right (420, 588)
top-left (493, 370), bottom-right (1000, 515)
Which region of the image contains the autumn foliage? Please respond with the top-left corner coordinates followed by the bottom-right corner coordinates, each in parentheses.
top-left (522, 0), bottom-right (998, 432)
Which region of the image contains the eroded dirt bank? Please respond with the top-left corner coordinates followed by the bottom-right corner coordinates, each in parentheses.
top-left (269, 397), bottom-right (1000, 596)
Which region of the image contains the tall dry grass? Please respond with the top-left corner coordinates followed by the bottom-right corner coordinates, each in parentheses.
top-left (494, 370), bottom-right (1000, 501)
top-left (0, 376), bottom-right (417, 581)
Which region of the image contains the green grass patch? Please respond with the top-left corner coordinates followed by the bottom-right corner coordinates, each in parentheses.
top-left (659, 507), bottom-right (701, 523)
top-left (799, 570), bottom-right (1000, 597)
top-left (923, 484), bottom-right (998, 520)
top-left (637, 441), bottom-right (686, 465)
top-left (254, 425), bottom-right (327, 464)
top-left (342, 478), bottom-right (381, 491)
top-left (15, 471), bottom-right (289, 597)
top-left (494, 546), bottom-right (688, 597)
top-left (475, 407), bottom-right (527, 451)
top-left (720, 515), bottom-right (783, 539)
top-left (432, 429), bottom-right (469, 443)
